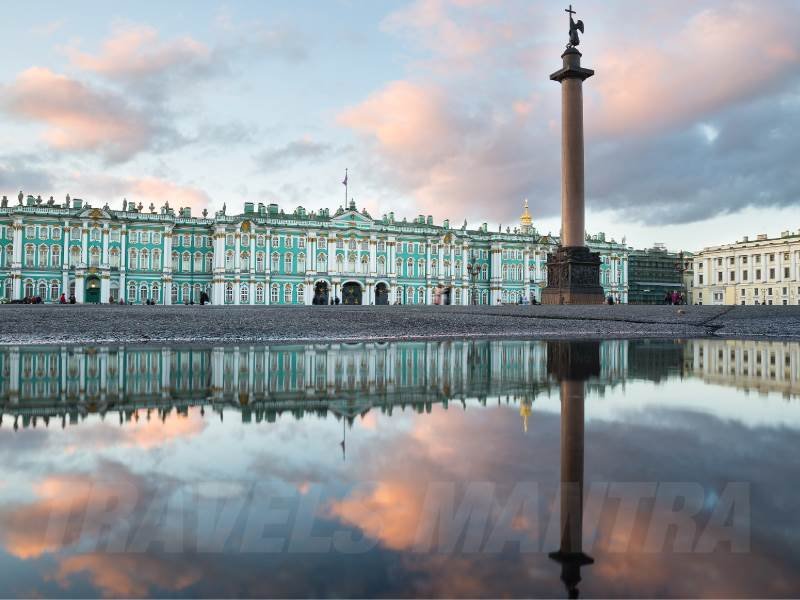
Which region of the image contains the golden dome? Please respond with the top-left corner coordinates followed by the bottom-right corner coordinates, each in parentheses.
top-left (520, 199), bottom-right (532, 228)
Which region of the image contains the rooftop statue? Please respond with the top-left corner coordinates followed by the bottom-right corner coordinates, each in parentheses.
top-left (566, 4), bottom-right (584, 48)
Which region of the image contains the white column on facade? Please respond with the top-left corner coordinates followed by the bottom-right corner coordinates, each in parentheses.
top-left (234, 232), bottom-right (241, 273)
top-left (212, 226), bottom-right (226, 305)
top-left (523, 246), bottom-right (531, 301)
top-left (437, 244), bottom-right (444, 280)
top-left (328, 238), bottom-right (336, 273)
top-left (118, 226), bottom-right (127, 303)
top-left (249, 232), bottom-right (256, 305)
top-left (61, 221), bottom-right (69, 297)
top-left (388, 237), bottom-right (397, 277)
top-left (81, 221), bottom-right (88, 267)
top-left (369, 236), bottom-right (377, 275)
top-left (101, 226), bottom-right (110, 266)
top-left (425, 240), bottom-right (432, 304)
top-left (163, 228), bottom-right (173, 305)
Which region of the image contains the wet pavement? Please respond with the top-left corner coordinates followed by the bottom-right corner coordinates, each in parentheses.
top-left (1, 304), bottom-right (799, 345)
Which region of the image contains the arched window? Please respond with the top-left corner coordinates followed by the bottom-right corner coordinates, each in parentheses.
top-left (51, 245), bottom-right (61, 267)
top-left (481, 265), bottom-right (488, 280)
top-left (256, 283), bottom-right (264, 303)
top-left (90, 247), bottom-right (100, 267)
top-left (256, 252), bottom-right (265, 272)
top-left (152, 249), bottom-right (161, 270)
top-left (378, 241), bottom-right (385, 252)
top-left (193, 284), bottom-right (201, 303)
top-left (336, 238), bottom-right (344, 249)
top-left (418, 260), bottom-right (425, 276)
top-left (225, 283), bottom-right (233, 304)
top-left (284, 283), bottom-right (292, 304)
top-left (348, 239), bottom-right (357, 250)
top-left (38, 281), bottom-right (47, 299)
top-left (171, 251), bottom-right (179, 270)
top-left (70, 246), bottom-right (81, 268)
top-left (317, 253), bottom-right (326, 272)
top-left (240, 283), bottom-right (249, 304)
top-left (109, 248), bottom-right (120, 268)
top-left (182, 252), bottom-right (191, 272)
top-left (271, 283), bottom-right (279, 303)
top-left (225, 251), bottom-right (234, 270)
top-left (139, 249), bottom-right (148, 271)
top-left (205, 254), bottom-right (213, 272)
top-left (152, 283), bottom-right (160, 303)
top-left (502, 265), bottom-right (508, 280)
top-left (297, 283), bottom-right (305, 304)
top-left (90, 227), bottom-right (101, 241)
top-left (348, 254), bottom-right (356, 273)
top-left (284, 253), bottom-right (292, 274)
top-left (444, 261), bottom-right (450, 277)
top-left (38, 245), bottom-right (48, 268)
top-left (128, 282), bottom-right (137, 303)
top-left (395, 258), bottom-right (402, 273)
top-left (418, 286), bottom-right (426, 304)
top-left (25, 245), bottom-right (34, 267)
top-left (360, 255), bottom-right (368, 273)
top-left (70, 226), bottom-right (81, 240)
top-left (455, 261), bottom-right (461, 278)
top-left (241, 252), bottom-right (250, 271)
top-left (336, 255), bottom-right (344, 271)
top-left (4, 278), bottom-right (14, 299)
top-left (4, 245), bottom-right (12, 267)
top-left (454, 287), bottom-right (462, 305)
top-left (431, 260), bottom-right (438, 277)
top-left (137, 283), bottom-right (147, 303)
top-left (378, 256), bottom-right (386, 275)
top-left (24, 279), bottom-right (34, 298)
top-left (171, 284), bottom-right (178, 304)
top-left (271, 252), bottom-right (280, 272)
top-left (298, 253), bottom-right (306, 272)
top-left (182, 283), bottom-right (190, 303)
top-left (192, 252), bottom-right (202, 272)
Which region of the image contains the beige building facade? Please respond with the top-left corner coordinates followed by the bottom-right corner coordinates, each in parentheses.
top-left (692, 231), bottom-right (800, 305)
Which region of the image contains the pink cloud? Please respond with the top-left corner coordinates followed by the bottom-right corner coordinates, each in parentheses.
top-left (2, 67), bottom-right (154, 162)
top-left (67, 24), bottom-right (212, 83)
top-left (591, 3), bottom-right (800, 136)
top-left (62, 172), bottom-right (212, 213)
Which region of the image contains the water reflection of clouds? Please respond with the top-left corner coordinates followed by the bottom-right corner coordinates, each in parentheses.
top-left (0, 339), bottom-right (799, 597)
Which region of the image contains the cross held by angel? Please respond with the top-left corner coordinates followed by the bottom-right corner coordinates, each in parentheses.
top-left (565, 4), bottom-right (584, 47)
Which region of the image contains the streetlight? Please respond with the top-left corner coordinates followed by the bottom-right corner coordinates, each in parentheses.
top-left (465, 250), bottom-right (481, 305)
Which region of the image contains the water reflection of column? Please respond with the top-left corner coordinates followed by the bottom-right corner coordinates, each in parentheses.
top-left (77, 347), bottom-right (86, 405)
top-left (60, 347), bottom-right (68, 404)
top-left (9, 347), bottom-right (20, 404)
top-left (211, 348), bottom-right (225, 402)
top-left (99, 348), bottom-right (108, 405)
top-left (161, 348), bottom-right (171, 400)
top-left (304, 346), bottom-right (315, 397)
top-left (547, 341), bottom-right (597, 599)
top-left (387, 344), bottom-right (397, 394)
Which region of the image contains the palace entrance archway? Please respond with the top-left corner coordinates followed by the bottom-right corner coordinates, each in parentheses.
top-left (85, 276), bottom-right (101, 304)
top-left (375, 282), bottom-right (389, 305)
top-left (341, 282), bottom-right (362, 305)
top-left (313, 281), bottom-right (329, 305)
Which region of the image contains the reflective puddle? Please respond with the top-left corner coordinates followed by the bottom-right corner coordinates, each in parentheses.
top-left (1, 339), bottom-right (799, 597)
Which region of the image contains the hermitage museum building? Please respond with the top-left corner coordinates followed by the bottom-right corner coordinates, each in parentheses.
top-left (0, 193), bottom-right (629, 306)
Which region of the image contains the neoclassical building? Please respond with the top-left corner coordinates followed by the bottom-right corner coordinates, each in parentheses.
top-left (692, 230), bottom-right (800, 305)
top-left (0, 193), bottom-right (629, 305)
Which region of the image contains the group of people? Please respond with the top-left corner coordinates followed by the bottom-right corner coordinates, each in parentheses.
top-left (664, 290), bottom-right (685, 305)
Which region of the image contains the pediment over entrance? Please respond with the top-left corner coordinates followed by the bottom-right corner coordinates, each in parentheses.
top-left (331, 209), bottom-right (373, 228)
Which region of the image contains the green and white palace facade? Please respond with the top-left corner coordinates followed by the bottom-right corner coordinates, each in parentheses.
top-left (0, 194), bottom-right (629, 305)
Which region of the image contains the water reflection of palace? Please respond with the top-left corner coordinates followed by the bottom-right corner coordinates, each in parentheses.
top-left (3, 338), bottom-right (797, 430)
top-left (687, 339), bottom-right (800, 398)
top-left (1, 341), bottom-right (561, 428)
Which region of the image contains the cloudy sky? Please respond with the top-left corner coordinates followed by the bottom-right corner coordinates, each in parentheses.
top-left (1, 0), bottom-right (798, 250)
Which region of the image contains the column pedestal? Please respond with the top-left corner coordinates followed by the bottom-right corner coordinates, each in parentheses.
top-left (542, 246), bottom-right (605, 304)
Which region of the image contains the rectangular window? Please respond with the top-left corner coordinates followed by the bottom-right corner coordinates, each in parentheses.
top-left (717, 272), bottom-right (722, 282)
top-left (756, 269), bottom-right (761, 279)
top-left (153, 233), bottom-right (161, 245)
top-left (770, 268), bottom-right (775, 279)
top-left (729, 271), bottom-right (735, 282)
top-left (784, 267), bottom-right (790, 278)
top-left (141, 232), bottom-right (150, 243)
top-left (742, 270), bottom-right (748, 280)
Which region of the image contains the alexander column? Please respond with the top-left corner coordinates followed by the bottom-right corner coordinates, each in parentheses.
top-left (542, 5), bottom-right (605, 304)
